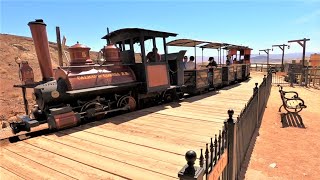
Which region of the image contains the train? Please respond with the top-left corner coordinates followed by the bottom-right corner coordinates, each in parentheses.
top-left (9, 19), bottom-right (251, 134)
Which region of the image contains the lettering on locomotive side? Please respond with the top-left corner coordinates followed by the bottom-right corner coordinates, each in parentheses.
top-left (76, 72), bottom-right (130, 80)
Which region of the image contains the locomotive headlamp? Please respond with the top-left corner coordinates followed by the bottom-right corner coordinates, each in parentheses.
top-left (51, 90), bottom-right (60, 98)
top-left (98, 58), bottom-right (106, 65)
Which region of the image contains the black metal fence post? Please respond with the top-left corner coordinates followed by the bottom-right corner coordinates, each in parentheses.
top-left (225, 109), bottom-right (236, 180)
top-left (263, 75), bottom-right (266, 102)
top-left (255, 82), bottom-right (260, 127)
top-left (178, 150), bottom-right (205, 180)
top-left (253, 82), bottom-right (258, 95)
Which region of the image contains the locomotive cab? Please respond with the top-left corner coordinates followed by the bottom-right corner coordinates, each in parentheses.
top-left (102, 28), bottom-right (180, 96)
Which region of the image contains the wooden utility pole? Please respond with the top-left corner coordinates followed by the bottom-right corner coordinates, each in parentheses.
top-left (272, 44), bottom-right (288, 72)
top-left (259, 49), bottom-right (271, 70)
top-left (288, 38), bottom-right (310, 86)
top-left (288, 38), bottom-right (310, 67)
top-left (56, 26), bottom-right (63, 66)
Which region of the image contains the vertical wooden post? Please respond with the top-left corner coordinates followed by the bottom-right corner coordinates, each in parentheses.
top-left (225, 109), bottom-right (236, 180)
top-left (22, 87), bottom-right (29, 115)
top-left (56, 26), bottom-right (63, 66)
top-left (163, 37), bottom-right (167, 62)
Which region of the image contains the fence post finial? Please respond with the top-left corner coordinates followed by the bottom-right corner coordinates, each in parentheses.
top-left (228, 109), bottom-right (234, 123)
top-left (178, 150), bottom-right (204, 180)
top-left (253, 83), bottom-right (259, 94)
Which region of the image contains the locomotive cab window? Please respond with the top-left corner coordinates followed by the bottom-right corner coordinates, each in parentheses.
top-left (145, 37), bottom-right (166, 63)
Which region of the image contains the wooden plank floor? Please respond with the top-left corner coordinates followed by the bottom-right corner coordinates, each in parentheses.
top-left (0, 72), bottom-right (265, 180)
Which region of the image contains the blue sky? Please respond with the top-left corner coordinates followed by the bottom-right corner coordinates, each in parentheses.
top-left (1, 0), bottom-right (319, 57)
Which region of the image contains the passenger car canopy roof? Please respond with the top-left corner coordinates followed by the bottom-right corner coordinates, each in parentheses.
top-left (223, 45), bottom-right (252, 50)
top-left (102, 28), bottom-right (177, 44)
top-left (199, 42), bottom-right (231, 49)
top-left (166, 39), bottom-right (212, 47)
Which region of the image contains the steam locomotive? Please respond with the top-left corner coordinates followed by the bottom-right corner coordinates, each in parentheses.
top-left (9, 19), bottom-right (250, 134)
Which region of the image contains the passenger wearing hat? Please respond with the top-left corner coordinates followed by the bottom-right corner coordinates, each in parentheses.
top-left (226, 55), bottom-right (231, 66)
top-left (206, 57), bottom-right (217, 69)
top-left (206, 57), bottom-right (217, 85)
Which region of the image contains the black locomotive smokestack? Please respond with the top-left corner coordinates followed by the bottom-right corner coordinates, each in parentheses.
top-left (28, 19), bottom-right (54, 81)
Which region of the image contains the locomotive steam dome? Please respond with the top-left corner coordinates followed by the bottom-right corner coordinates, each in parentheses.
top-left (69, 42), bottom-right (94, 66)
top-left (103, 43), bottom-right (121, 63)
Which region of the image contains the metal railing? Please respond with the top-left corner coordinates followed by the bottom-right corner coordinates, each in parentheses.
top-left (178, 72), bottom-right (272, 180)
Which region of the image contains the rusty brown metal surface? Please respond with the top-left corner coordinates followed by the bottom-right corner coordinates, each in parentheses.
top-left (55, 65), bottom-right (136, 90)
top-left (102, 43), bottom-right (121, 63)
top-left (69, 42), bottom-right (93, 66)
top-left (28, 19), bottom-right (53, 80)
top-left (146, 64), bottom-right (169, 87)
top-left (50, 111), bottom-right (79, 130)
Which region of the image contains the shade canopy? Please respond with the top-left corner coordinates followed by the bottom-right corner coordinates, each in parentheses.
top-left (223, 45), bottom-right (252, 50)
top-left (166, 39), bottom-right (212, 47)
top-left (199, 42), bottom-right (231, 49)
top-left (102, 28), bottom-right (177, 44)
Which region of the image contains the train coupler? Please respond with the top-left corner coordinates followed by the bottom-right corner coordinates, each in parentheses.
top-left (10, 115), bottom-right (39, 134)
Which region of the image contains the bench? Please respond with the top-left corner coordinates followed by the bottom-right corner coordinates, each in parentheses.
top-left (278, 85), bottom-right (307, 113)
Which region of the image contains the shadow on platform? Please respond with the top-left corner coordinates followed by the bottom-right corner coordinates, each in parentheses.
top-left (280, 112), bottom-right (305, 128)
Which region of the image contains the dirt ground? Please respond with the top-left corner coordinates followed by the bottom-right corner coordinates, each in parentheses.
top-left (0, 34), bottom-right (97, 127)
top-left (243, 85), bottom-right (320, 180)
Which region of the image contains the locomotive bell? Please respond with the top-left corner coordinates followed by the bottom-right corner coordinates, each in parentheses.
top-left (69, 42), bottom-right (94, 66)
top-left (103, 43), bottom-right (121, 63)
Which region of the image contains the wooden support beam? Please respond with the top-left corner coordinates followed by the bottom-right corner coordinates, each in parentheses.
top-left (56, 26), bottom-right (63, 66)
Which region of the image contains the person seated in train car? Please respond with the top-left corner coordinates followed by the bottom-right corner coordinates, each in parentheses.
top-left (146, 47), bottom-right (161, 62)
top-left (233, 58), bottom-right (237, 64)
top-left (185, 56), bottom-right (196, 70)
top-left (226, 55), bottom-right (231, 66)
top-left (206, 57), bottom-right (216, 85)
top-left (183, 56), bottom-right (188, 69)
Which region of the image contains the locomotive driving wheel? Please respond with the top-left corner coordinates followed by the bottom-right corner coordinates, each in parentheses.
top-left (117, 96), bottom-right (136, 111)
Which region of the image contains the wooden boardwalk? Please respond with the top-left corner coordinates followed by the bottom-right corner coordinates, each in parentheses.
top-left (0, 72), bottom-right (264, 180)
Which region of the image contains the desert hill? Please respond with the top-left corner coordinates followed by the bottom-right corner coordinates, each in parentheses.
top-left (0, 34), bottom-right (98, 122)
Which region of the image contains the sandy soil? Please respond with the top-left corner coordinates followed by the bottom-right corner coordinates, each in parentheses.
top-left (243, 85), bottom-right (320, 180)
top-left (0, 34), bottom-right (97, 126)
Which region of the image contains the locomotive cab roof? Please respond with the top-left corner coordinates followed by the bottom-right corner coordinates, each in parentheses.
top-left (102, 28), bottom-right (177, 44)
